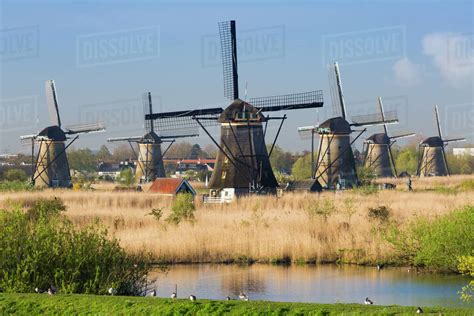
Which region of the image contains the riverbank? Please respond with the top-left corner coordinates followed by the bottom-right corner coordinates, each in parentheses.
top-left (1, 175), bottom-right (473, 266)
top-left (1, 293), bottom-right (472, 315)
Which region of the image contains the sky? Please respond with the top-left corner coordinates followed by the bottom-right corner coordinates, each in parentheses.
top-left (0, 0), bottom-right (473, 154)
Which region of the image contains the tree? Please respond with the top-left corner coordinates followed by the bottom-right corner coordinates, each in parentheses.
top-left (118, 168), bottom-right (134, 187)
top-left (189, 144), bottom-right (206, 159)
top-left (67, 148), bottom-right (96, 172)
top-left (203, 144), bottom-right (217, 158)
top-left (3, 169), bottom-right (28, 182)
top-left (395, 147), bottom-right (418, 175)
top-left (164, 141), bottom-right (193, 159)
top-left (112, 144), bottom-right (135, 162)
top-left (96, 145), bottom-right (112, 162)
top-left (268, 145), bottom-right (294, 174)
top-left (291, 153), bottom-right (313, 180)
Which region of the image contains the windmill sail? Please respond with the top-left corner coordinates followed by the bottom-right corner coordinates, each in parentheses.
top-left (45, 80), bottom-right (61, 127)
top-left (219, 20), bottom-right (239, 100)
top-left (65, 122), bottom-right (105, 135)
top-left (249, 91), bottom-right (324, 112)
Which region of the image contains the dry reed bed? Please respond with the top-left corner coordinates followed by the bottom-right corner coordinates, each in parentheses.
top-left (1, 175), bottom-right (473, 264)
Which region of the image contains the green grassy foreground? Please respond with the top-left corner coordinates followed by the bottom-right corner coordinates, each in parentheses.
top-left (0, 294), bottom-right (472, 315)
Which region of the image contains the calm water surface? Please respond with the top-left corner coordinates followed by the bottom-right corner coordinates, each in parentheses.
top-left (149, 264), bottom-right (473, 307)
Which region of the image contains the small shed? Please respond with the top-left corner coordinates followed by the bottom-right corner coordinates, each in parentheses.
top-left (287, 179), bottom-right (322, 193)
top-left (148, 178), bottom-right (196, 196)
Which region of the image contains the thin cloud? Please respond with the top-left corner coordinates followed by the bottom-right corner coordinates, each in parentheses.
top-left (422, 32), bottom-right (474, 87)
top-left (393, 58), bottom-right (422, 87)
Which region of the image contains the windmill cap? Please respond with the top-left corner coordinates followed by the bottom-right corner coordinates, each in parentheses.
top-left (366, 133), bottom-right (390, 144)
top-left (319, 117), bottom-right (351, 134)
top-left (218, 99), bottom-right (264, 123)
top-left (421, 136), bottom-right (444, 147)
top-left (38, 125), bottom-right (66, 141)
top-left (141, 131), bottom-right (162, 143)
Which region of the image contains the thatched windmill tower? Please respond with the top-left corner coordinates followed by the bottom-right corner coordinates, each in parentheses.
top-left (417, 105), bottom-right (466, 177)
top-left (20, 80), bottom-right (105, 188)
top-left (298, 63), bottom-right (398, 189)
top-left (363, 97), bottom-right (415, 177)
top-left (108, 92), bottom-right (198, 184)
top-left (146, 20), bottom-right (324, 194)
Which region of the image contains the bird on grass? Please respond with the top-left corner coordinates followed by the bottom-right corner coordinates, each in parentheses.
top-left (416, 307), bottom-right (423, 314)
top-left (149, 289), bottom-right (156, 297)
top-left (189, 295), bottom-right (196, 301)
top-left (225, 296), bottom-right (231, 301)
top-left (171, 292), bottom-right (177, 299)
top-left (47, 287), bottom-right (56, 296)
top-left (108, 287), bottom-right (117, 296)
top-left (239, 292), bottom-right (249, 301)
top-left (364, 297), bottom-right (374, 305)
top-left (35, 287), bottom-right (42, 294)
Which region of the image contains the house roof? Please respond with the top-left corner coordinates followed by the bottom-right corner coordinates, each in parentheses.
top-left (97, 162), bottom-right (121, 173)
top-left (287, 179), bottom-right (322, 192)
top-left (148, 178), bottom-right (196, 195)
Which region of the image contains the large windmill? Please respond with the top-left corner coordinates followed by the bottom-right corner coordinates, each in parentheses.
top-left (146, 20), bottom-right (324, 194)
top-left (20, 80), bottom-right (105, 188)
top-left (417, 105), bottom-right (466, 177)
top-left (298, 62), bottom-right (398, 189)
top-left (107, 92), bottom-right (198, 184)
top-left (363, 97), bottom-right (415, 178)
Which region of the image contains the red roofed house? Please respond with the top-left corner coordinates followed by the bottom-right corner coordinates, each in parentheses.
top-left (148, 178), bottom-right (196, 197)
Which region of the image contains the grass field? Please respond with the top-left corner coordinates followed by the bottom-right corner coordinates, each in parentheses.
top-left (1, 175), bottom-right (473, 265)
top-left (0, 293), bottom-right (472, 315)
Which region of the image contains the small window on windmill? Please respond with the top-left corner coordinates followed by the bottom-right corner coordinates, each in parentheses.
top-left (224, 156), bottom-right (229, 164)
top-left (221, 171), bottom-right (227, 179)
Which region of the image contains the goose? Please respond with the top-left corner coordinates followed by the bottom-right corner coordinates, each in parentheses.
top-left (35, 287), bottom-right (42, 294)
top-left (376, 264), bottom-right (383, 271)
top-left (364, 297), bottom-right (374, 305)
top-left (47, 287), bottom-right (55, 296)
top-left (108, 287), bottom-right (117, 296)
top-left (416, 307), bottom-right (423, 314)
top-left (225, 296), bottom-right (231, 301)
top-left (149, 289), bottom-right (156, 297)
top-left (171, 292), bottom-right (177, 299)
top-left (239, 292), bottom-right (249, 301)
top-left (189, 295), bottom-right (196, 301)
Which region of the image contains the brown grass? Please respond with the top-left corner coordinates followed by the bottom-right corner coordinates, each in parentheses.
top-left (1, 175), bottom-right (473, 265)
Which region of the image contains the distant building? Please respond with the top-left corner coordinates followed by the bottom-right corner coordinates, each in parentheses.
top-left (286, 179), bottom-right (322, 193)
top-left (453, 148), bottom-right (474, 156)
top-left (148, 178), bottom-right (196, 196)
top-left (97, 161), bottom-right (135, 180)
top-left (164, 159), bottom-right (215, 176)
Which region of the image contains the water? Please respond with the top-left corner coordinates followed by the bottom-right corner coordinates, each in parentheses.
top-left (149, 264), bottom-right (473, 307)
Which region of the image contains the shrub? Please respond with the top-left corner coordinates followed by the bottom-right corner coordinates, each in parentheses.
top-left (0, 198), bottom-right (157, 295)
top-left (458, 255), bottom-right (474, 302)
top-left (3, 169), bottom-right (28, 182)
top-left (118, 168), bottom-right (134, 187)
top-left (166, 193), bottom-right (195, 225)
top-left (368, 205), bottom-right (391, 223)
top-left (357, 166), bottom-right (376, 186)
top-left (0, 181), bottom-right (35, 192)
top-left (385, 205), bottom-right (474, 272)
top-left (306, 198), bottom-right (336, 222)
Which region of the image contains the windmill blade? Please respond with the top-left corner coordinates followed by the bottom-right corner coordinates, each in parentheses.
top-left (143, 92), bottom-right (155, 133)
top-left (219, 20), bottom-right (239, 100)
top-left (434, 104), bottom-right (443, 139)
top-left (351, 110), bottom-right (398, 127)
top-left (328, 62), bottom-right (347, 119)
top-left (249, 91), bottom-right (324, 112)
top-left (377, 97), bottom-right (389, 135)
top-left (443, 137), bottom-right (467, 144)
top-left (107, 136), bottom-right (142, 142)
top-left (20, 134), bottom-right (37, 140)
top-left (389, 131), bottom-right (416, 140)
top-left (145, 107), bottom-right (222, 131)
top-left (297, 125), bottom-right (318, 140)
top-left (159, 132), bottom-right (200, 139)
top-left (45, 80), bottom-right (61, 127)
top-left (64, 122), bottom-right (105, 135)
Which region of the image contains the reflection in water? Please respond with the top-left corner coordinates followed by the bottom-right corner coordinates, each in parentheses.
top-left (149, 264), bottom-right (472, 307)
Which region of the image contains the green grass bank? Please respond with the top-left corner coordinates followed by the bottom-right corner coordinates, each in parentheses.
top-left (0, 293), bottom-right (472, 315)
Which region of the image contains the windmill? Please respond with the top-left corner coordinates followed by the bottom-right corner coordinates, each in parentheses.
top-left (20, 80), bottom-right (105, 188)
top-left (146, 20), bottom-right (324, 194)
top-left (417, 105), bottom-right (466, 177)
top-left (298, 62), bottom-right (398, 189)
top-left (107, 92), bottom-right (199, 184)
top-left (362, 97), bottom-right (415, 178)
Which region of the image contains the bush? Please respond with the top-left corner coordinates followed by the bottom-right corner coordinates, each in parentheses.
top-left (458, 255), bottom-right (474, 302)
top-left (368, 206), bottom-right (391, 223)
top-left (306, 198), bottom-right (336, 222)
top-left (385, 205), bottom-right (474, 272)
top-left (166, 193), bottom-right (195, 225)
top-left (3, 169), bottom-right (28, 182)
top-left (0, 181), bottom-right (35, 192)
top-left (357, 166), bottom-right (376, 186)
top-left (0, 198), bottom-right (156, 295)
top-left (118, 168), bottom-right (134, 187)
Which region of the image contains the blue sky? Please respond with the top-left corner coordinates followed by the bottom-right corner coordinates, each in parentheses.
top-left (0, 0), bottom-right (473, 154)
